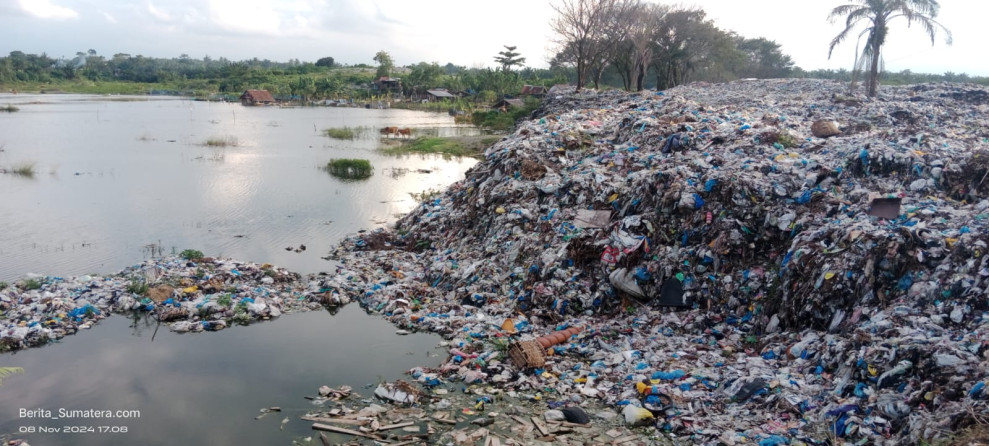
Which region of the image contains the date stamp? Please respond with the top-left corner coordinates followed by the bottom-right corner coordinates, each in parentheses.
top-left (18, 425), bottom-right (129, 434)
top-left (16, 407), bottom-right (140, 436)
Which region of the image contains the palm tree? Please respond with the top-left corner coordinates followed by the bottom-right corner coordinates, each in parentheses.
top-left (827, 0), bottom-right (951, 97)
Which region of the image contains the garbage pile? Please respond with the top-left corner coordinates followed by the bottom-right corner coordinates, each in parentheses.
top-left (0, 256), bottom-right (342, 351)
top-left (326, 79), bottom-right (989, 444)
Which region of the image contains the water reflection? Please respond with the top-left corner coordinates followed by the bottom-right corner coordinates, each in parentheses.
top-left (0, 95), bottom-right (478, 281)
top-left (0, 306), bottom-right (442, 446)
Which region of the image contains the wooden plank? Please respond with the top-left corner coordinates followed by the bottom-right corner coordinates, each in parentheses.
top-left (311, 423), bottom-right (384, 441)
top-left (530, 416), bottom-right (550, 437)
top-left (301, 415), bottom-right (367, 426)
top-left (378, 421), bottom-right (416, 431)
top-left (430, 415), bottom-right (457, 425)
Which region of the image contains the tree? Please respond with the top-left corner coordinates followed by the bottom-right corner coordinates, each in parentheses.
top-left (315, 57), bottom-right (335, 68)
top-left (736, 37), bottom-right (794, 79)
top-left (494, 45), bottom-right (526, 72)
top-left (550, 0), bottom-right (634, 91)
top-left (827, 0), bottom-right (951, 97)
top-left (373, 51), bottom-right (394, 78)
top-left (407, 62), bottom-right (443, 96)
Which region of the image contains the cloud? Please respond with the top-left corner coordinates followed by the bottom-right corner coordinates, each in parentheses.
top-left (16, 0), bottom-right (77, 20)
top-left (146, 1), bottom-right (172, 22)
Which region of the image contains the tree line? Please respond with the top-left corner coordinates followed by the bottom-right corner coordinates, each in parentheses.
top-left (0, 48), bottom-right (571, 102)
top-left (0, 1), bottom-right (980, 99)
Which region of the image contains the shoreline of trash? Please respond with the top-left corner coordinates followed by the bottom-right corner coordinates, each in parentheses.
top-left (4, 78), bottom-right (989, 445)
top-left (307, 79), bottom-right (989, 445)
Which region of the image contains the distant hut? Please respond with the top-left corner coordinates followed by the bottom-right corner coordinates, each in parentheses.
top-left (240, 89), bottom-right (275, 106)
top-left (374, 77), bottom-right (403, 95)
top-left (426, 89), bottom-right (457, 101)
top-left (492, 98), bottom-right (524, 111)
top-left (520, 85), bottom-right (547, 97)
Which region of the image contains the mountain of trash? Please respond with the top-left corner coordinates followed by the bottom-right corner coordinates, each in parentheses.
top-left (326, 78), bottom-right (989, 444)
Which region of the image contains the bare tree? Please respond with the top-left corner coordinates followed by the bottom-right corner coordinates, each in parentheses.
top-left (550, 0), bottom-right (633, 91)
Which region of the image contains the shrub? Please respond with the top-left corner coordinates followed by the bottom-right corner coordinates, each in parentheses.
top-left (326, 158), bottom-right (373, 179)
top-left (180, 249), bottom-right (205, 260)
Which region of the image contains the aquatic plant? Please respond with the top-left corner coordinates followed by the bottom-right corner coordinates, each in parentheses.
top-left (323, 126), bottom-right (370, 140)
top-left (5, 162), bottom-right (36, 177)
top-left (325, 158), bottom-right (373, 179)
top-left (0, 367), bottom-right (24, 386)
top-left (203, 136), bottom-right (238, 147)
top-left (126, 278), bottom-right (149, 295)
top-left (180, 249), bottom-right (205, 260)
top-left (20, 278), bottom-right (42, 291)
top-left (381, 136), bottom-right (499, 158)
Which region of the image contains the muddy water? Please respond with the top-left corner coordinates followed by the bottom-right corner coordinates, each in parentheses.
top-left (0, 305), bottom-right (444, 445)
top-left (0, 93), bottom-right (478, 282)
top-left (0, 94), bottom-right (476, 444)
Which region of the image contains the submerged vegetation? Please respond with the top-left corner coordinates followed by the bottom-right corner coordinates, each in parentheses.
top-left (203, 136), bottom-right (238, 147)
top-left (0, 367), bottom-right (25, 386)
top-left (1, 162), bottom-right (36, 177)
top-left (325, 158), bottom-right (373, 179)
top-left (323, 126), bottom-right (371, 140)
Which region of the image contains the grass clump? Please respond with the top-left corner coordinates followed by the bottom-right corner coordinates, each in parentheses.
top-left (2, 162), bottom-right (36, 177)
top-left (180, 249), bottom-right (205, 260)
top-left (203, 136), bottom-right (238, 147)
top-left (410, 188), bottom-right (442, 203)
top-left (325, 158), bottom-right (373, 179)
top-left (381, 135), bottom-right (500, 158)
top-left (20, 278), bottom-right (43, 291)
top-left (323, 126), bottom-right (369, 140)
top-left (127, 278), bottom-right (149, 295)
top-left (1, 104), bottom-right (19, 112)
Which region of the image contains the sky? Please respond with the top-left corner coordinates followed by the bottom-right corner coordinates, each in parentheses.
top-left (1, 0), bottom-right (984, 76)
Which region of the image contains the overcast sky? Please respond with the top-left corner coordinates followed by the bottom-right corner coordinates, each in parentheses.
top-left (1, 0), bottom-right (983, 76)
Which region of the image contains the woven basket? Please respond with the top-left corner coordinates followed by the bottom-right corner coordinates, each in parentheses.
top-left (508, 340), bottom-right (545, 368)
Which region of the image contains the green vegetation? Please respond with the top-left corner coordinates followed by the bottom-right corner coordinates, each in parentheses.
top-left (0, 367), bottom-right (25, 386)
top-left (180, 249), bottom-right (205, 260)
top-left (381, 135), bottom-right (501, 158)
top-left (323, 126), bottom-right (371, 140)
top-left (1, 104), bottom-right (18, 112)
top-left (126, 278), bottom-right (149, 295)
top-left (20, 278), bottom-right (43, 291)
top-left (471, 99), bottom-right (539, 131)
top-left (2, 162), bottom-right (36, 177)
top-left (827, 0), bottom-right (951, 97)
top-left (203, 136), bottom-right (238, 147)
top-left (326, 158), bottom-right (373, 179)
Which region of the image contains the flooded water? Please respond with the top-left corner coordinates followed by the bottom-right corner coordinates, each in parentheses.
top-left (0, 305), bottom-right (445, 445)
top-left (0, 93), bottom-right (478, 282)
top-left (0, 94), bottom-right (476, 444)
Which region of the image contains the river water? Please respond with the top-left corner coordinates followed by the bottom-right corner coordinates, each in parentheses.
top-left (0, 94), bottom-right (478, 444)
top-left (0, 93), bottom-right (478, 282)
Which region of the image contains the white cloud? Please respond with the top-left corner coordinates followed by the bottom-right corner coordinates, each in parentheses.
top-left (146, 1), bottom-right (172, 21)
top-left (16, 0), bottom-right (77, 20)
